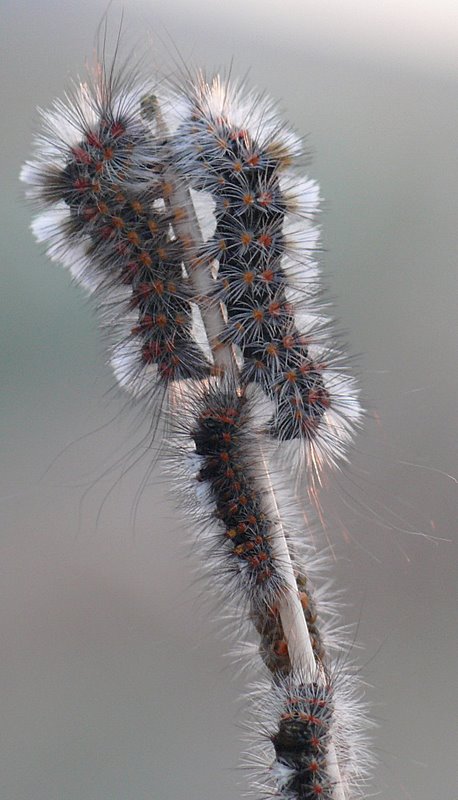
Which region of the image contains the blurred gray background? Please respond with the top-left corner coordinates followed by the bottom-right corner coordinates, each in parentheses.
top-left (1, 1), bottom-right (457, 798)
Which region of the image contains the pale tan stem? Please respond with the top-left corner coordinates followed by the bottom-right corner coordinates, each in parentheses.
top-left (257, 447), bottom-right (316, 681)
top-left (157, 105), bottom-right (346, 799)
top-left (167, 174), bottom-right (318, 679)
top-left (327, 743), bottom-right (347, 800)
top-left (165, 176), bottom-right (234, 374)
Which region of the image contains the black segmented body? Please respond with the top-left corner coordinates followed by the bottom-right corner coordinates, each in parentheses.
top-left (176, 113), bottom-right (330, 440)
top-left (49, 109), bottom-right (210, 384)
top-left (192, 391), bottom-right (277, 591)
top-left (272, 682), bottom-right (335, 800)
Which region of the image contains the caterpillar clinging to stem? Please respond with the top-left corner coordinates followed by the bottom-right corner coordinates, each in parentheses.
top-left (21, 47), bottom-right (371, 800)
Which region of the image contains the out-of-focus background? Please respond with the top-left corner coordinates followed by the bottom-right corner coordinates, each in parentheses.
top-left (1, 1), bottom-right (457, 798)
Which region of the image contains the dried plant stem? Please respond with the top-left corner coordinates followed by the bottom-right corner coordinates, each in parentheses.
top-left (257, 446), bottom-right (316, 679)
top-left (162, 112), bottom-right (347, 800)
top-left (166, 176), bottom-right (234, 371)
top-left (156, 107), bottom-right (233, 372)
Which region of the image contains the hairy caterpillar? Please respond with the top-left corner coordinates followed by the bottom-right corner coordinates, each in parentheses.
top-left (22, 52), bottom-right (372, 800)
top-left (21, 69), bottom-right (211, 405)
top-left (245, 664), bottom-right (371, 800)
top-left (170, 76), bottom-right (362, 480)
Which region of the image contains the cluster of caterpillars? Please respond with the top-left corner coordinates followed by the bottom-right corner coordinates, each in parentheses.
top-left (22, 68), bottom-right (367, 800)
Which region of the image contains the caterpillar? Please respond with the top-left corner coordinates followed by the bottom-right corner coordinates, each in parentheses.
top-left (22, 53), bottom-right (371, 800)
top-left (21, 68), bottom-right (211, 409)
top-left (246, 665), bottom-right (371, 800)
top-left (168, 75), bottom-right (362, 481)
